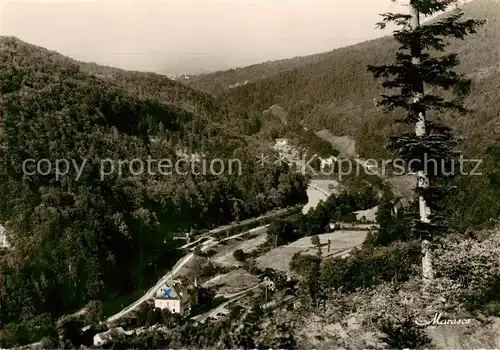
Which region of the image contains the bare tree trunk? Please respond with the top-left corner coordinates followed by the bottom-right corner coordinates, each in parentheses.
top-left (0, 81), bottom-right (4, 141)
top-left (410, 1), bottom-right (433, 289)
top-left (410, 3), bottom-right (431, 224)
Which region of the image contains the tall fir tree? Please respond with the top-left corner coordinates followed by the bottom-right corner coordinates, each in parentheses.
top-left (367, 0), bottom-right (484, 281)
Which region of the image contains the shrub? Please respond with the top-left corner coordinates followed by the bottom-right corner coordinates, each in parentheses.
top-left (85, 300), bottom-right (104, 325)
top-left (56, 315), bottom-right (84, 348)
top-left (40, 336), bottom-right (59, 349)
top-left (204, 249), bottom-right (217, 258)
top-left (362, 231), bottom-right (376, 248)
top-left (193, 245), bottom-right (202, 256)
top-left (233, 249), bottom-right (246, 262)
top-left (290, 252), bottom-right (321, 278)
top-left (0, 313), bottom-right (57, 348)
top-left (255, 320), bottom-right (297, 349)
top-left (246, 242), bottom-right (272, 258)
top-left (378, 316), bottom-right (433, 349)
top-left (320, 240), bottom-right (420, 292)
top-left (267, 219), bottom-right (299, 247)
top-left (243, 260), bottom-right (262, 275)
top-left (310, 235), bottom-right (320, 248)
top-left (135, 302), bottom-right (152, 327)
top-left (146, 308), bottom-right (162, 327)
top-left (161, 309), bottom-right (180, 329)
top-left (433, 232), bottom-right (500, 313)
top-left (196, 261), bottom-right (228, 279)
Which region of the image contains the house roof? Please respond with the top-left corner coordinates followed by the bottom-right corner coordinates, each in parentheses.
top-left (156, 281), bottom-right (189, 302)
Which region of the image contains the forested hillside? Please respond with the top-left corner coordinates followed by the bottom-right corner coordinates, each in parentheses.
top-left (1, 1), bottom-right (499, 347)
top-left (182, 0), bottom-right (499, 157)
top-left (0, 36), bottom-right (308, 325)
top-left (176, 51), bottom-right (335, 95)
top-left (77, 62), bottom-right (261, 137)
top-left (183, 0), bottom-right (500, 230)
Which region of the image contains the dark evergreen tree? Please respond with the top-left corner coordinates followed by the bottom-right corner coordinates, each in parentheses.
top-left (232, 249), bottom-right (246, 262)
top-left (368, 1), bottom-right (485, 241)
top-left (372, 188), bottom-right (414, 246)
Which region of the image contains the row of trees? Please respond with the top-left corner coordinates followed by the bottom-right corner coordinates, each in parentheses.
top-left (266, 188), bottom-right (379, 248)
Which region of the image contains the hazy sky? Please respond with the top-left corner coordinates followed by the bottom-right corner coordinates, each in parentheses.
top-left (1, 0), bottom-right (412, 74)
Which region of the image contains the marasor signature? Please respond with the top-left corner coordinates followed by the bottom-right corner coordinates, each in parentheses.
top-left (415, 312), bottom-right (472, 326)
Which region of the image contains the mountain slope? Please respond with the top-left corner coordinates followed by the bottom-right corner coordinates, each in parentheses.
top-left (182, 0), bottom-right (500, 155)
top-left (183, 0), bottom-right (500, 101)
top-left (182, 0), bottom-right (500, 229)
top-left (77, 61), bottom-right (260, 138)
top-left (229, 0), bottom-right (500, 152)
top-left (0, 36), bottom-right (309, 326)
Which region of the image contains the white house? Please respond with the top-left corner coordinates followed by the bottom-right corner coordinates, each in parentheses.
top-left (154, 281), bottom-right (191, 315)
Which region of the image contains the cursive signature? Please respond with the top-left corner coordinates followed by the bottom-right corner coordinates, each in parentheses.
top-left (415, 312), bottom-right (472, 326)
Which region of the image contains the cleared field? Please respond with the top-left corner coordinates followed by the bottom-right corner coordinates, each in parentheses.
top-left (302, 186), bottom-right (329, 214)
top-left (287, 231), bottom-right (367, 248)
top-left (257, 231), bottom-right (368, 273)
top-left (211, 232), bottom-right (268, 267)
top-left (203, 268), bottom-right (260, 296)
top-left (256, 246), bottom-right (304, 272)
top-left (315, 129), bottom-right (357, 157)
top-left (300, 231), bottom-right (368, 257)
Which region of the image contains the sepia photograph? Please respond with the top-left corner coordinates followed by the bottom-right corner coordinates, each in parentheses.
top-left (0, 0), bottom-right (499, 348)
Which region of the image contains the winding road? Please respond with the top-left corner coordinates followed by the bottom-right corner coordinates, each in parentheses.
top-left (103, 227), bottom-right (267, 326)
top-left (81, 186), bottom-right (335, 330)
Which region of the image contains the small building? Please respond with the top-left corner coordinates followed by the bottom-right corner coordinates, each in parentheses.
top-left (319, 156), bottom-right (337, 171)
top-left (275, 138), bottom-right (289, 147)
top-left (262, 276), bottom-right (275, 291)
top-left (93, 327), bottom-right (134, 347)
top-left (328, 222), bottom-right (340, 232)
top-left (154, 281), bottom-right (192, 315)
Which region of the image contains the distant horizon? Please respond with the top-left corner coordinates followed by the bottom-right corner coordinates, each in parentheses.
top-left (1, 32), bottom-right (396, 77)
top-left (0, 0), bottom-right (470, 76)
